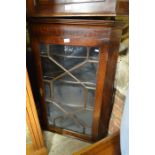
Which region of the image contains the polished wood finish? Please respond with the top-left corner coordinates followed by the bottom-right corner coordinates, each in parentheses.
top-left (26, 0), bottom-right (128, 17)
top-left (116, 0), bottom-right (129, 15)
top-left (95, 28), bottom-right (122, 140)
top-left (26, 143), bottom-right (48, 155)
top-left (29, 38), bottom-right (49, 130)
top-left (72, 132), bottom-right (121, 155)
top-left (48, 125), bottom-right (92, 142)
top-left (26, 70), bottom-right (48, 155)
top-left (28, 18), bottom-right (123, 142)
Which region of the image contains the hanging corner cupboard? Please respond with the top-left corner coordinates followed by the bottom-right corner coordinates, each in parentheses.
top-left (28, 18), bottom-right (124, 142)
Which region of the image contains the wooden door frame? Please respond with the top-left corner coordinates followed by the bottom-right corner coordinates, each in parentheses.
top-left (26, 69), bottom-right (48, 155)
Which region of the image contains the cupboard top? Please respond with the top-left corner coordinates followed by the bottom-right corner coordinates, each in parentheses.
top-left (27, 0), bottom-right (129, 17)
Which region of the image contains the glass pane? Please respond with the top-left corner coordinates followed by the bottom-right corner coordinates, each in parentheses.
top-left (71, 62), bottom-right (98, 84)
top-left (49, 45), bottom-right (87, 57)
top-left (41, 57), bottom-right (64, 78)
top-left (89, 47), bottom-right (99, 60)
top-left (53, 81), bottom-right (84, 106)
top-left (50, 55), bottom-right (85, 70)
top-left (87, 89), bottom-right (95, 108)
top-left (40, 44), bottom-right (100, 136)
top-left (40, 44), bottom-right (48, 55)
top-left (44, 82), bottom-right (51, 99)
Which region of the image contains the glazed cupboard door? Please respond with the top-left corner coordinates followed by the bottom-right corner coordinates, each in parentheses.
top-left (41, 44), bottom-right (100, 136)
top-left (29, 19), bottom-right (123, 141)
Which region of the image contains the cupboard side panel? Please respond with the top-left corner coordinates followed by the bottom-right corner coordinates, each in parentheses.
top-left (29, 37), bottom-right (48, 129)
top-left (98, 28), bottom-right (122, 139)
top-left (92, 43), bottom-right (109, 140)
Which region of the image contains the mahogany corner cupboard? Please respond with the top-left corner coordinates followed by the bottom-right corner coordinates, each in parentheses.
top-left (28, 18), bottom-right (124, 142)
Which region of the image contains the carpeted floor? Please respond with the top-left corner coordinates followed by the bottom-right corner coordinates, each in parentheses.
top-left (43, 131), bottom-right (90, 155)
